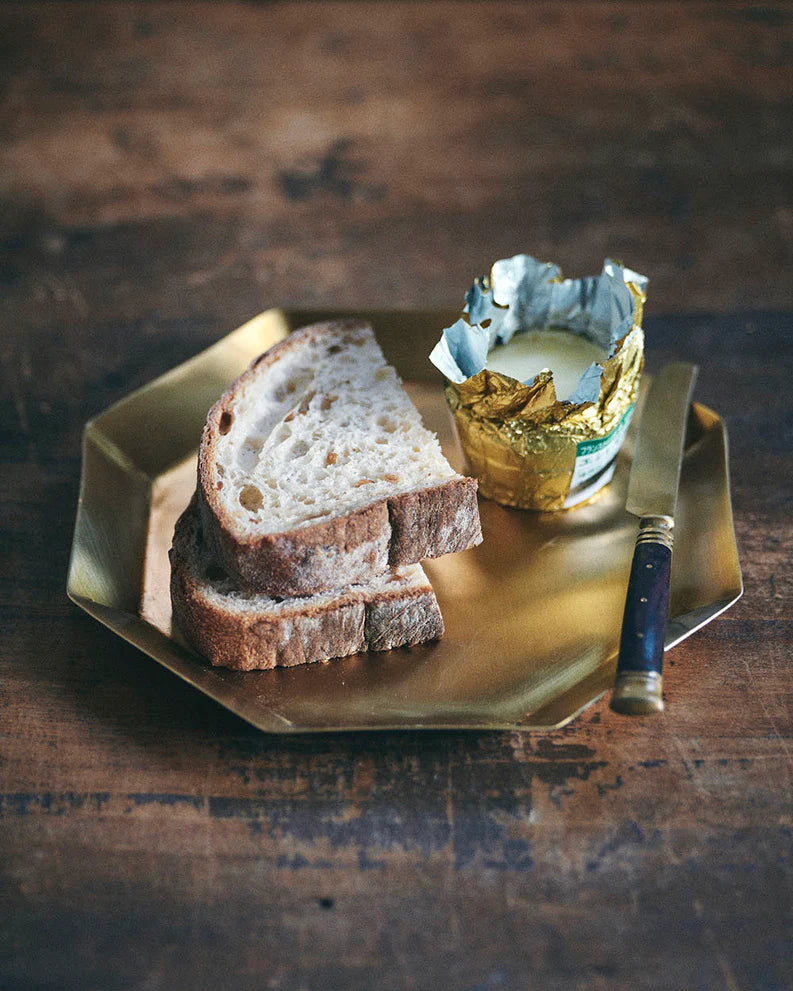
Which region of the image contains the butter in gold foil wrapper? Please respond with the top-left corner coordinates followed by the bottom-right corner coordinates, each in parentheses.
top-left (430, 255), bottom-right (647, 510)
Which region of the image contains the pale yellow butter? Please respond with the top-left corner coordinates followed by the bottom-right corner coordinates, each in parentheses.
top-left (485, 330), bottom-right (607, 401)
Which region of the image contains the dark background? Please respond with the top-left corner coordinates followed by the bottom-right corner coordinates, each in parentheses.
top-left (1, 4), bottom-right (792, 990)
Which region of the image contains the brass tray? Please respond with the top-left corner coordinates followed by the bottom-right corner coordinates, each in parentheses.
top-left (67, 310), bottom-right (742, 732)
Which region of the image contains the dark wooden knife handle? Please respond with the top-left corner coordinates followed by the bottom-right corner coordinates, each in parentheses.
top-left (611, 519), bottom-right (673, 714)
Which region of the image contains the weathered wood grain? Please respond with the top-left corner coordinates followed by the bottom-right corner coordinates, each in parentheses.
top-left (2, 0), bottom-right (793, 329)
top-left (1, 3), bottom-right (792, 990)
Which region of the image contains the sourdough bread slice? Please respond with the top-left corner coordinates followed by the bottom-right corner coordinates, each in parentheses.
top-left (170, 502), bottom-right (444, 671)
top-left (198, 319), bottom-right (481, 596)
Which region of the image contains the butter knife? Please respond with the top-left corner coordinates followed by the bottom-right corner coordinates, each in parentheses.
top-left (611, 363), bottom-right (698, 715)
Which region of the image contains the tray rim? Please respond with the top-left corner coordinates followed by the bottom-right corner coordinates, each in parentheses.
top-left (66, 309), bottom-right (743, 734)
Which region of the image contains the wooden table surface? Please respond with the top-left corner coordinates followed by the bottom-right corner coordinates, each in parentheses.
top-left (2, 4), bottom-right (792, 989)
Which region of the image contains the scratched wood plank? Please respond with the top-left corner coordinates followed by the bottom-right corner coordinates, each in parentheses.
top-left (1, 1), bottom-right (793, 328)
top-left (1, 3), bottom-right (792, 990)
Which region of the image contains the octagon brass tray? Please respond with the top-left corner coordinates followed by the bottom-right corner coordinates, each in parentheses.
top-left (67, 310), bottom-right (742, 732)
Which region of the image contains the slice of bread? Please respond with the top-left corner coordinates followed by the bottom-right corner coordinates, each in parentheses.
top-left (197, 319), bottom-right (481, 596)
top-left (170, 503), bottom-right (444, 671)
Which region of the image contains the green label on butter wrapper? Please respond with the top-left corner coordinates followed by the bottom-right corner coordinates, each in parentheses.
top-left (565, 403), bottom-right (635, 508)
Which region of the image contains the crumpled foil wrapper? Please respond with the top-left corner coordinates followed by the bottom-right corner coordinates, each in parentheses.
top-left (430, 254), bottom-right (647, 511)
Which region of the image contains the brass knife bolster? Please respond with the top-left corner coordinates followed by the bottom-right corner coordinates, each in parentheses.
top-left (611, 516), bottom-right (674, 715)
top-left (635, 516), bottom-right (674, 551)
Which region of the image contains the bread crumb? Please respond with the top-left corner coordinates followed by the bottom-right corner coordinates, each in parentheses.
top-left (298, 390), bottom-right (316, 415)
top-left (239, 485), bottom-right (263, 511)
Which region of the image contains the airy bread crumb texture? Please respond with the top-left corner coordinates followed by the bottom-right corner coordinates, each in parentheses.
top-left (209, 324), bottom-right (457, 534)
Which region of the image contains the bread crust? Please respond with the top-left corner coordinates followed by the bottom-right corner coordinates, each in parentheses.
top-left (170, 504), bottom-right (444, 671)
top-left (386, 475), bottom-right (482, 565)
top-left (198, 320), bottom-right (482, 597)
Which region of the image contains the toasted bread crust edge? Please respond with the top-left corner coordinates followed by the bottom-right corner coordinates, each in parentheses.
top-left (197, 320), bottom-right (482, 597)
top-left (170, 504), bottom-right (444, 671)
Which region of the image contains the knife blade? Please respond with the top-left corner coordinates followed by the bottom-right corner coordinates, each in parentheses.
top-left (610, 362), bottom-right (698, 715)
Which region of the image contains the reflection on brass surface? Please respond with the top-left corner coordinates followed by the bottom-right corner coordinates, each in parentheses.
top-left (67, 310), bottom-right (743, 733)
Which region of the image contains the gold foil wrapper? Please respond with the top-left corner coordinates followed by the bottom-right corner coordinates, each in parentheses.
top-left (447, 328), bottom-right (644, 510)
top-left (433, 257), bottom-right (647, 511)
